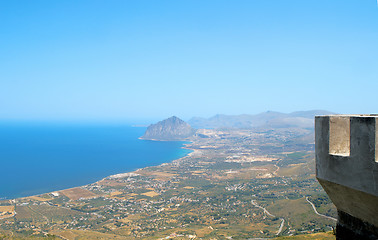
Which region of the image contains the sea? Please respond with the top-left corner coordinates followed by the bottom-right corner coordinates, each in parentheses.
top-left (0, 123), bottom-right (192, 200)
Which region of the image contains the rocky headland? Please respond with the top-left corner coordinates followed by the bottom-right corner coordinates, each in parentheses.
top-left (140, 116), bottom-right (196, 141)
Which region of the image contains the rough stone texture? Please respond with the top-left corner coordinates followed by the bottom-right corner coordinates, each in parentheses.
top-left (141, 116), bottom-right (196, 141)
top-left (315, 115), bottom-right (378, 240)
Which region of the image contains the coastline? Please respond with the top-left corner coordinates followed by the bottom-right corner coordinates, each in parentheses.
top-left (98, 140), bottom-right (195, 182)
top-left (9, 139), bottom-right (195, 202)
top-left (138, 136), bottom-right (192, 142)
top-left (0, 123), bottom-right (194, 200)
top-left (1, 141), bottom-right (198, 223)
top-left (1, 127), bottom-right (337, 239)
top-left (99, 148), bottom-right (195, 182)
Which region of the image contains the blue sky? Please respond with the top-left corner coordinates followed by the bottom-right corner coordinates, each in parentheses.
top-left (1, 0), bottom-right (378, 123)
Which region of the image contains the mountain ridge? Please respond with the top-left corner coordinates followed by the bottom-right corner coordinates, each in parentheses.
top-left (188, 110), bottom-right (334, 129)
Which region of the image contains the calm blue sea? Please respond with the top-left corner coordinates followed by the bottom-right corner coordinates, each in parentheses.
top-left (0, 123), bottom-right (191, 199)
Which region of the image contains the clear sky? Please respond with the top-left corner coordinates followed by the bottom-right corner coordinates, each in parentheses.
top-left (1, 0), bottom-right (378, 123)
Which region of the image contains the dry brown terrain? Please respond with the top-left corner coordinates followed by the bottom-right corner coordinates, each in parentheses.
top-left (59, 187), bottom-right (98, 200)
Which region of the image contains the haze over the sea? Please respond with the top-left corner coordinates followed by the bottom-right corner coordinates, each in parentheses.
top-left (0, 123), bottom-right (191, 199)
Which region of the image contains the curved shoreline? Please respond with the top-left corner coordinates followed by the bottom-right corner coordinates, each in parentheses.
top-left (9, 140), bottom-right (195, 201)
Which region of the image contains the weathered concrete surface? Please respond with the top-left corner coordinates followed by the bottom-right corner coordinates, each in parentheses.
top-left (315, 115), bottom-right (378, 240)
top-left (318, 179), bottom-right (378, 227)
top-left (336, 210), bottom-right (378, 240)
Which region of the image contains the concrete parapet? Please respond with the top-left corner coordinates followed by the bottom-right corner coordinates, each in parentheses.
top-left (315, 115), bottom-right (378, 240)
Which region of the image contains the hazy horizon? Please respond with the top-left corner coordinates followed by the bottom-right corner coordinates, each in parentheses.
top-left (0, 109), bottom-right (335, 126)
top-left (1, 1), bottom-right (377, 121)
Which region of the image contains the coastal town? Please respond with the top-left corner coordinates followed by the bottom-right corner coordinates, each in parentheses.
top-left (0, 126), bottom-right (336, 239)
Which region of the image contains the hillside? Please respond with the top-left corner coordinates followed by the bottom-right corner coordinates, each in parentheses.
top-left (140, 116), bottom-right (196, 141)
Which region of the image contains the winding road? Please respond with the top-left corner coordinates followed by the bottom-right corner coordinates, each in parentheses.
top-left (305, 197), bottom-right (337, 222)
top-left (251, 200), bottom-right (285, 235)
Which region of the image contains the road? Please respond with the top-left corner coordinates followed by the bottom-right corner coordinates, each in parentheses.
top-left (251, 200), bottom-right (285, 235)
top-left (305, 197), bottom-right (337, 222)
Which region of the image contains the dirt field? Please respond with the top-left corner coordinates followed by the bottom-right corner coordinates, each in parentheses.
top-left (59, 188), bottom-right (97, 200)
top-left (29, 196), bottom-right (53, 202)
top-left (97, 179), bottom-right (126, 187)
top-left (0, 206), bottom-right (14, 213)
top-left (137, 170), bottom-right (177, 180)
top-left (141, 191), bottom-right (160, 197)
top-left (109, 191), bottom-right (123, 196)
top-left (195, 226), bottom-right (213, 237)
top-left (0, 206), bottom-right (14, 218)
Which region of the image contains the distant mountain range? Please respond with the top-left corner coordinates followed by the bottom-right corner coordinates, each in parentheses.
top-left (140, 110), bottom-right (334, 141)
top-left (188, 110), bottom-right (334, 129)
top-left (140, 116), bottom-right (196, 141)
